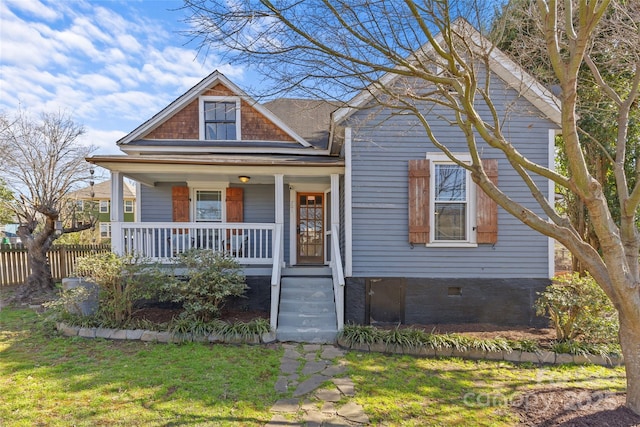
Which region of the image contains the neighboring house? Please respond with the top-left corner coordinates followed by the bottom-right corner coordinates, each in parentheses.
top-left (88, 27), bottom-right (560, 341)
top-left (1, 224), bottom-right (21, 245)
top-left (67, 181), bottom-right (136, 240)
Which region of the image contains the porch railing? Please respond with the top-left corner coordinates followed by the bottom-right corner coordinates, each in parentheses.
top-left (329, 224), bottom-right (345, 330)
top-left (115, 222), bottom-right (275, 264)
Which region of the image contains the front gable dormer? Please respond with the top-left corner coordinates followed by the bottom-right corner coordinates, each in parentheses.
top-left (118, 71), bottom-right (313, 153)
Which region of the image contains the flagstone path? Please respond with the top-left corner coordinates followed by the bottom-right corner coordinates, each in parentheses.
top-left (266, 344), bottom-right (370, 426)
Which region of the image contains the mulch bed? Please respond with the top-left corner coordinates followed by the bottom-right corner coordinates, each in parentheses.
top-left (512, 387), bottom-right (639, 426)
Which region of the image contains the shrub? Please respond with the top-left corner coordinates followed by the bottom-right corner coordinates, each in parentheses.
top-left (73, 252), bottom-right (168, 324)
top-left (535, 273), bottom-right (618, 343)
top-left (166, 249), bottom-right (248, 321)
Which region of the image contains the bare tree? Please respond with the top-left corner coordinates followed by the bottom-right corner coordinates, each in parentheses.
top-left (493, 0), bottom-right (640, 274)
top-left (0, 110), bottom-right (97, 301)
top-left (183, 0), bottom-right (640, 412)
top-left (0, 179), bottom-right (13, 225)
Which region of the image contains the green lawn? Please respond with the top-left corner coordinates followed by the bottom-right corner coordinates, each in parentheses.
top-left (0, 308), bottom-right (628, 426)
top-left (344, 352), bottom-right (627, 426)
top-left (0, 309), bottom-right (282, 426)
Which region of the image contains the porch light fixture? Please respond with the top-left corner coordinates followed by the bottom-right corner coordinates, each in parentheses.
top-left (238, 176), bottom-right (250, 183)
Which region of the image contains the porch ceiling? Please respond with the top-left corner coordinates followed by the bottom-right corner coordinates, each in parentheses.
top-left (87, 154), bottom-right (344, 186)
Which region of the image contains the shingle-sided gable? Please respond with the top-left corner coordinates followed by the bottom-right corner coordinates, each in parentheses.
top-left (118, 71), bottom-right (311, 148)
top-left (144, 84), bottom-right (295, 142)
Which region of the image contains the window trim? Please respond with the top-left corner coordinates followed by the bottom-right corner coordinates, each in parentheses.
top-left (99, 200), bottom-right (110, 214)
top-left (198, 96), bottom-right (241, 141)
top-left (191, 187), bottom-right (226, 222)
top-left (99, 222), bottom-right (111, 238)
top-left (124, 200), bottom-right (134, 214)
top-left (426, 153), bottom-right (477, 247)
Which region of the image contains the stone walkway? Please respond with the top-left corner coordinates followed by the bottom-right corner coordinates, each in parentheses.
top-left (266, 344), bottom-right (370, 426)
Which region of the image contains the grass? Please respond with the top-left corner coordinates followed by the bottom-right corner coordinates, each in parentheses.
top-left (0, 307), bottom-right (629, 426)
top-left (344, 352), bottom-right (627, 426)
top-left (0, 308), bottom-right (282, 426)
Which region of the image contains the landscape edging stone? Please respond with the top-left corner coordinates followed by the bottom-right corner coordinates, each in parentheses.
top-left (56, 322), bottom-right (270, 345)
top-left (335, 337), bottom-right (623, 367)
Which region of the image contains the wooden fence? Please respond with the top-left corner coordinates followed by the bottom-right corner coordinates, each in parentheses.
top-left (0, 244), bottom-right (111, 287)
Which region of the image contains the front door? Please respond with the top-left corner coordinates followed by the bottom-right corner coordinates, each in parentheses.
top-left (297, 193), bottom-right (324, 264)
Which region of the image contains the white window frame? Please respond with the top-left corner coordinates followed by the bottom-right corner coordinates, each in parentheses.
top-left (426, 153), bottom-right (477, 247)
top-left (190, 186), bottom-right (226, 222)
top-left (199, 96), bottom-right (241, 141)
top-left (99, 200), bottom-right (110, 214)
top-left (100, 222), bottom-right (111, 238)
top-left (124, 200), bottom-right (134, 214)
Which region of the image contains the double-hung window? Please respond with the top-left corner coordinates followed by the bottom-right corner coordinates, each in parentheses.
top-left (124, 200), bottom-right (134, 213)
top-left (99, 200), bottom-right (110, 214)
top-left (199, 97), bottom-right (240, 140)
top-left (428, 153), bottom-right (476, 246)
top-left (194, 190), bottom-right (222, 222)
top-left (434, 163), bottom-right (468, 241)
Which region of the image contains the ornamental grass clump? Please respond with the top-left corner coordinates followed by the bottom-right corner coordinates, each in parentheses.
top-left (167, 249), bottom-right (248, 321)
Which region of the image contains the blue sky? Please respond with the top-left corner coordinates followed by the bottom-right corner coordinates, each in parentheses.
top-left (0, 0), bottom-right (253, 155)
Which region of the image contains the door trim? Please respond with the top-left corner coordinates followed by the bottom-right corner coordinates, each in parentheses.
top-left (289, 184), bottom-right (330, 265)
top-left (296, 192), bottom-right (324, 264)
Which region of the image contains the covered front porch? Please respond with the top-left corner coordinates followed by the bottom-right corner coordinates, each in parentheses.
top-left (92, 156), bottom-right (346, 337)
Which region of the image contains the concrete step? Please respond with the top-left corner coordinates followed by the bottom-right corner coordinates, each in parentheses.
top-left (279, 299), bottom-right (335, 314)
top-left (278, 312), bottom-right (336, 329)
top-left (276, 270), bottom-right (337, 343)
top-left (281, 276), bottom-right (333, 289)
top-left (276, 326), bottom-right (337, 344)
top-left (280, 288), bottom-right (333, 301)
top-left (282, 266), bottom-right (332, 277)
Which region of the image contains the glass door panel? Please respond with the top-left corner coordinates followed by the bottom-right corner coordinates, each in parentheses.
top-left (297, 193), bottom-right (324, 264)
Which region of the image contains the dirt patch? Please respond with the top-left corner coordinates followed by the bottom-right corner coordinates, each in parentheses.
top-left (512, 387), bottom-right (640, 426)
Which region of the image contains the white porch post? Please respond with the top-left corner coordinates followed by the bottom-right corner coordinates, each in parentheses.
top-left (274, 174), bottom-right (284, 266)
top-left (330, 173), bottom-right (340, 238)
top-left (110, 172), bottom-right (124, 255)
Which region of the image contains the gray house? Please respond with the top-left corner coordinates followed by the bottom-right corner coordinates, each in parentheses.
top-left (89, 30), bottom-right (560, 342)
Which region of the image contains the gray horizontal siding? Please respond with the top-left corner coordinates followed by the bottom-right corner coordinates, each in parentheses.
top-left (140, 182), bottom-right (180, 222)
top-left (345, 73), bottom-right (556, 279)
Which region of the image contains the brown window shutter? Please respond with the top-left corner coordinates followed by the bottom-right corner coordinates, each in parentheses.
top-left (172, 186), bottom-right (190, 222)
top-left (408, 159), bottom-right (430, 243)
top-left (226, 187), bottom-right (243, 222)
top-left (476, 159), bottom-right (498, 244)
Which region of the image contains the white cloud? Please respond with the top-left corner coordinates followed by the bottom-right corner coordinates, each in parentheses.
top-left (2, 0), bottom-right (59, 21)
top-left (76, 74), bottom-right (121, 93)
top-left (0, 0), bottom-right (248, 156)
top-left (80, 128), bottom-right (127, 155)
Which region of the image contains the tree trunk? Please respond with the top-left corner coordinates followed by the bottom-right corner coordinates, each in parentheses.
top-left (619, 312), bottom-right (640, 414)
top-left (10, 242), bottom-right (56, 304)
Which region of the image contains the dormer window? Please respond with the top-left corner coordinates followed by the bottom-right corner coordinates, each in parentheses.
top-left (199, 96), bottom-right (241, 140)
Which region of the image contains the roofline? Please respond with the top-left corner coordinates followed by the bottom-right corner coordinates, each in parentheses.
top-left (332, 18), bottom-right (561, 127)
top-left (118, 71), bottom-right (313, 147)
top-left (86, 155), bottom-right (344, 168)
top-left (120, 144), bottom-right (331, 156)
